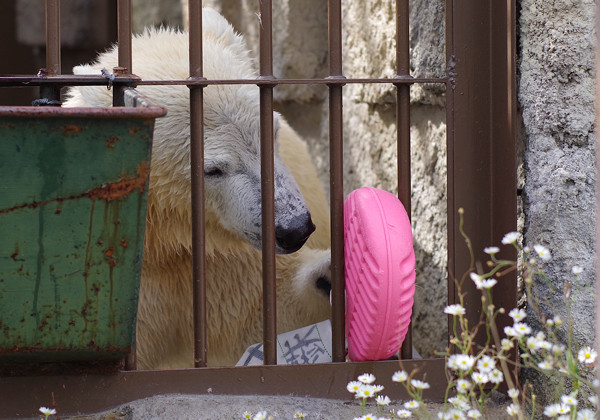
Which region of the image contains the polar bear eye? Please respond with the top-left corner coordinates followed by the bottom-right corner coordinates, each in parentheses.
top-left (205, 167), bottom-right (224, 177)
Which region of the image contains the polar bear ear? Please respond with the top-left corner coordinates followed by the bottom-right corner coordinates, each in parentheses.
top-left (202, 8), bottom-right (247, 51)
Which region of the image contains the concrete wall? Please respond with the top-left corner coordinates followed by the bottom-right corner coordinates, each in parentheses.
top-left (519, 0), bottom-right (596, 399)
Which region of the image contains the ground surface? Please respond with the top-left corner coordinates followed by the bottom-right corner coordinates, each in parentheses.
top-left (66, 394), bottom-right (511, 419)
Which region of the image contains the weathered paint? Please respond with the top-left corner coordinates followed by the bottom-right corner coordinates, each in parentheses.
top-left (0, 101), bottom-right (164, 363)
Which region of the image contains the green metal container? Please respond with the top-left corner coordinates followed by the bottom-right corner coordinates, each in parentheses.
top-left (0, 89), bottom-right (166, 363)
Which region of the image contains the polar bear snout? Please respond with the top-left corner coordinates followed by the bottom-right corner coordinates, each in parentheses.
top-left (275, 212), bottom-right (316, 254)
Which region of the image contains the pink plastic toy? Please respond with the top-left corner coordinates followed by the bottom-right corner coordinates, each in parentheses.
top-left (344, 187), bottom-right (416, 361)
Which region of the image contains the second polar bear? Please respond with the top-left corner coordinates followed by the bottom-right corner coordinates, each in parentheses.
top-left (64, 9), bottom-right (332, 368)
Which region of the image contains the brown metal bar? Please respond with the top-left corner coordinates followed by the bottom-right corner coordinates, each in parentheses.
top-left (117, 0), bottom-right (132, 73)
top-left (328, 0), bottom-right (346, 363)
top-left (259, 0), bottom-right (277, 366)
top-left (445, 0), bottom-right (517, 349)
top-left (396, 0), bottom-right (413, 360)
top-left (42, 0), bottom-right (61, 102)
top-left (0, 76), bottom-right (446, 87)
top-left (0, 359), bottom-right (446, 417)
top-left (45, 0), bottom-right (60, 76)
top-left (188, 0), bottom-right (207, 368)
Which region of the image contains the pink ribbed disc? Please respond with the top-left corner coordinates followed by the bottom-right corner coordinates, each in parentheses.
top-left (344, 187), bottom-right (415, 361)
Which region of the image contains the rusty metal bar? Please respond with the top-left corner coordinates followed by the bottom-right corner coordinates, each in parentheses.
top-left (117, 0), bottom-right (132, 73)
top-left (188, 0), bottom-right (207, 368)
top-left (0, 76), bottom-right (446, 88)
top-left (42, 0), bottom-right (61, 102)
top-left (0, 359), bottom-right (447, 417)
top-left (259, 0), bottom-right (277, 366)
top-left (328, 0), bottom-right (346, 363)
top-left (45, 0), bottom-right (60, 76)
top-left (395, 0), bottom-right (413, 360)
top-left (114, 0), bottom-right (132, 107)
top-left (446, 0), bottom-right (517, 353)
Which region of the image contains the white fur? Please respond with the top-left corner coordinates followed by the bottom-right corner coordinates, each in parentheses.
top-left (64, 9), bottom-right (332, 367)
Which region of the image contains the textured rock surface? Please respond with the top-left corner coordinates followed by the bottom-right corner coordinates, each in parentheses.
top-left (519, 0), bottom-right (596, 402)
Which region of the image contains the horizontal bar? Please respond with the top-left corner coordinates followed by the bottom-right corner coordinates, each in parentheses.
top-left (0, 75), bottom-right (140, 88)
top-left (0, 76), bottom-right (445, 88)
top-left (0, 359), bottom-right (447, 417)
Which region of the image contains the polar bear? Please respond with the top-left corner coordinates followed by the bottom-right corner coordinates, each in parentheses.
top-left (64, 9), bottom-right (332, 368)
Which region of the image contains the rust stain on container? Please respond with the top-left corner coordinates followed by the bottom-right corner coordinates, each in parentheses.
top-left (60, 124), bottom-right (83, 134)
top-left (87, 162), bottom-right (151, 200)
top-left (0, 161), bottom-right (151, 215)
top-left (106, 136), bottom-right (121, 148)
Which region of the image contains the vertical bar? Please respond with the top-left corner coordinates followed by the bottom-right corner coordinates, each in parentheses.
top-left (45, 0), bottom-right (60, 75)
top-left (188, 0), bottom-right (207, 368)
top-left (42, 0), bottom-right (61, 102)
top-left (259, 0), bottom-right (277, 366)
top-left (114, 0), bottom-right (132, 107)
top-left (117, 0), bottom-right (132, 73)
top-left (445, 0), bottom-right (457, 346)
top-left (328, 0), bottom-right (346, 363)
top-left (447, 0), bottom-right (517, 351)
top-left (396, 0), bottom-right (413, 360)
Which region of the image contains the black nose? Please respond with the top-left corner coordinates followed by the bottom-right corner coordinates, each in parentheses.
top-left (275, 213), bottom-right (316, 254)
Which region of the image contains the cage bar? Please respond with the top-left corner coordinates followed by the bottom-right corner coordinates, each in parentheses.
top-left (258, 0), bottom-right (277, 366)
top-left (45, 0), bottom-right (61, 76)
top-left (188, 0), bottom-right (208, 368)
top-left (117, 0), bottom-right (132, 73)
top-left (327, 0), bottom-right (346, 363)
top-left (395, 0), bottom-right (413, 360)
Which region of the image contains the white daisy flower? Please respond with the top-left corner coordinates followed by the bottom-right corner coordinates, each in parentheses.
top-left (444, 304), bottom-right (466, 316)
top-left (537, 360), bottom-right (553, 370)
top-left (578, 346), bottom-right (597, 364)
top-left (253, 411), bottom-right (268, 420)
top-left (410, 379), bottom-right (430, 389)
top-left (507, 388), bottom-right (519, 399)
top-left (469, 272), bottom-right (483, 288)
top-left (444, 408), bottom-right (466, 420)
top-left (294, 412), bottom-right (305, 418)
top-left (466, 409), bottom-right (482, 419)
top-left (488, 369), bottom-right (504, 384)
top-left (396, 409), bottom-right (413, 418)
top-left (471, 371), bottom-right (489, 384)
top-left (392, 370), bottom-right (408, 382)
top-left (476, 355), bottom-right (495, 372)
top-left (506, 403), bottom-right (520, 416)
top-left (358, 373), bottom-right (376, 384)
top-left (376, 395), bottom-right (391, 406)
top-left (513, 322), bottom-right (532, 337)
top-left (448, 396), bottom-right (470, 410)
top-left (501, 338), bottom-right (514, 350)
top-left (455, 379), bottom-right (471, 393)
top-left (502, 232), bottom-right (519, 245)
top-left (588, 395), bottom-right (598, 406)
top-left (347, 380), bottom-right (363, 393)
top-left (404, 400), bottom-right (420, 410)
top-left (577, 409), bottom-right (597, 420)
top-left (572, 265), bottom-right (583, 275)
top-left (39, 407), bottom-right (57, 416)
top-left (356, 385), bottom-right (377, 399)
top-left (447, 354), bottom-right (476, 371)
top-left (560, 394), bottom-right (577, 406)
top-left (480, 278), bottom-right (498, 289)
top-left (556, 403), bottom-right (571, 415)
top-left (533, 244), bottom-right (551, 261)
top-left (484, 246), bottom-right (500, 255)
top-left (508, 308), bottom-right (526, 322)
top-left (543, 403), bottom-right (561, 417)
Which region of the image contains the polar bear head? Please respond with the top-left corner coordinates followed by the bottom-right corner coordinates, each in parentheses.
top-left (64, 9), bottom-right (316, 255)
